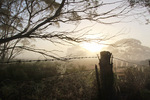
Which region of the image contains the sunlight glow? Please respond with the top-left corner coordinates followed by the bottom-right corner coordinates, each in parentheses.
top-left (81, 42), bottom-right (104, 52)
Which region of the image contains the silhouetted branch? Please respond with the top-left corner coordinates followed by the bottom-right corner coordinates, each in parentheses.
top-left (0, 0), bottom-right (149, 60)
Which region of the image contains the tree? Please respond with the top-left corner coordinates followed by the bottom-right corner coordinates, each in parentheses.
top-left (0, 0), bottom-right (35, 61)
top-left (127, 0), bottom-right (150, 24)
top-left (106, 38), bottom-right (150, 61)
top-left (0, 0), bottom-right (147, 60)
top-left (128, 0), bottom-right (150, 8)
top-left (0, 0), bottom-right (23, 61)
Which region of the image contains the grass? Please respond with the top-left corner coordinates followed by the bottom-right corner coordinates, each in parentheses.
top-left (1, 62), bottom-right (150, 100)
top-left (0, 62), bottom-right (96, 100)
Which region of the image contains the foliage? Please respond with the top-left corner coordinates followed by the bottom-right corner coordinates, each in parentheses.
top-left (128, 0), bottom-right (150, 7)
top-left (0, 62), bottom-right (96, 100)
top-left (0, 62), bottom-right (58, 81)
top-left (107, 38), bottom-right (150, 61)
top-left (116, 67), bottom-right (150, 100)
top-left (1, 61), bottom-right (150, 100)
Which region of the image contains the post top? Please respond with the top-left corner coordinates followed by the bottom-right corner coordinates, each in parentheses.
top-left (100, 51), bottom-right (112, 64)
top-left (100, 51), bottom-right (111, 58)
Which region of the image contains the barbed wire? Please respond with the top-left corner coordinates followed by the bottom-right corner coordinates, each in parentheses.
top-left (0, 55), bottom-right (149, 81)
top-left (0, 56), bottom-right (149, 67)
top-left (0, 56), bottom-right (98, 64)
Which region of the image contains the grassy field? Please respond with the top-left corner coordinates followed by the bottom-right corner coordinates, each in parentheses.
top-left (0, 62), bottom-right (97, 100)
top-left (0, 61), bottom-right (150, 100)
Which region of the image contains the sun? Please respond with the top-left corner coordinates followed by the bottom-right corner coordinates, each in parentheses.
top-left (81, 42), bottom-right (104, 52)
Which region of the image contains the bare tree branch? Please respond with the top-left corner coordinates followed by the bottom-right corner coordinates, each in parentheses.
top-left (0, 0), bottom-right (149, 61)
top-left (0, 0), bottom-right (66, 44)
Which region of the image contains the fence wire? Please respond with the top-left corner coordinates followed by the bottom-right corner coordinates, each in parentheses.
top-left (0, 56), bottom-right (149, 67)
top-left (0, 56), bottom-right (98, 64)
top-left (113, 57), bottom-right (149, 67)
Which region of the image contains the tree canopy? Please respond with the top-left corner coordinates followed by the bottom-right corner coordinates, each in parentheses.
top-left (106, 38), bottom-right (150, 61)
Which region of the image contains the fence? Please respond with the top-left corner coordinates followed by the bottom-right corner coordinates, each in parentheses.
top-left (0, 56), bottom-right (98, 64)
top-left (1, 52), bottom-right (150, 83)
top-left (0, 52), bottom-right (150, 82)
top-left (1, 52), bottom-right (149, 78)
top-left (0, 51), bottom-right (150, 100)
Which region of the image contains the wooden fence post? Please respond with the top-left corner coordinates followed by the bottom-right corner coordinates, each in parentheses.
top-left (95, 64), bottom-right (101, 99)
top-left (99, 51), bottom-right (114, 100)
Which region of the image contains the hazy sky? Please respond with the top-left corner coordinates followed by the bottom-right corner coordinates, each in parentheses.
top-left (17, 19), bottom-right (150, 60)
top-left (16, 0), bottom-right (150, 59)
top-left (102, 22), bottom-right (149, 46)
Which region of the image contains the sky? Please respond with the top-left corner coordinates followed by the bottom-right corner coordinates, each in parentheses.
top-left (16, 0), bottom-right (150, 60)
top-left (95, 20), bottom-right (150, 47)
top-left (17, 19), bottom-right (150, 60)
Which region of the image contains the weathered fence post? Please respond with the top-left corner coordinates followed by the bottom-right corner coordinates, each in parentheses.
top-left (95, 64), bottom-right (101, 99)
top-left (99, 51), bottom-right (114, 100)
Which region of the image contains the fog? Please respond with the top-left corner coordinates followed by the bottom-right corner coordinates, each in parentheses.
top-left (66, 38), bottom-right (150, 63)
top-left (105, 38), bottom-right (150, 61)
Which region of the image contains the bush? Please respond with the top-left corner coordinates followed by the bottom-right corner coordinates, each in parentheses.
top-left (116, 67), bottom-right (149, 100)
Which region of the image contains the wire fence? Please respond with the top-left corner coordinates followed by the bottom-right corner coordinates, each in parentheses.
top-left (0, 53), bottom-right (149, 100)
top-left (0, 56), bottom-right (98, 64)
top-left (0, 56), bottom-right (149, 67)
top-left (0, 53), bottom-right (150, 100)
top-left (0, 54), bottom-right (149, 79)
top-left (113, 57), bottom-right (149, 67)
top-left (0, 56), bottom-right (96, 79)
